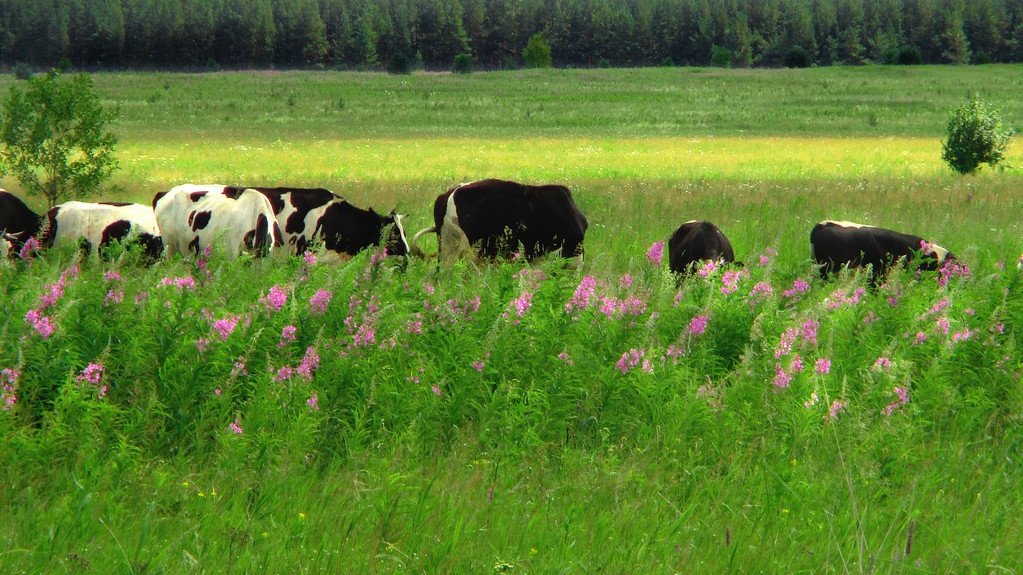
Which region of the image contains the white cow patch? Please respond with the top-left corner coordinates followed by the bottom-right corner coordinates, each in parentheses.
top-left (440, 188), bottom-right (474, 264)
top-left (47, 201), bottom-right (160, 256)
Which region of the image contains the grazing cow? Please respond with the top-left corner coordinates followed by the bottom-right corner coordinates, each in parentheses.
top-left (40, 201), bottom-right (163, 259)
top-left (0, 190), bottom-right (44, 255)
top-left (810, 220), bottom-right (955, 282)
top-left (153, 185), bottom-right (282, 257)
top-left (667, 220), bottom-right (736, 275)
top-left (227, 186), bottom-right (410, 257)
top-left (410, 179), bottom-right (588, 269)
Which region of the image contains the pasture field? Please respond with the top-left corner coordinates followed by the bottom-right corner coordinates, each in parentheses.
top-left (2, 66), bottom-right (1023, 573)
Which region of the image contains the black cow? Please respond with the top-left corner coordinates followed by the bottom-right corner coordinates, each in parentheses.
top-left (410, 179), bottom-right (588, 269)
top-left (0, 190), bottom-right (43, 256)
top-left (667, 220), bottom-right (736, 275)
top-left (225, 186), bottom-right (410, 257)
top-left (810, 220), bottom-right (956, 282)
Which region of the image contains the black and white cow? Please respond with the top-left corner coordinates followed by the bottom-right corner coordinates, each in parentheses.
top-left (410, 179), bottom-right (588, 269)
top-left (0, 190), bottom-right (44, 256)
top-left (810, 220), bottom-right (955, 282)
top-left (226, 186), bottom-right (409, 257)
top-left (40, 201), bottom-right (163, 259)
top-left (667, 220), bottom-right (736, 275)
top-left (153, 185), bottom-right (282, 257)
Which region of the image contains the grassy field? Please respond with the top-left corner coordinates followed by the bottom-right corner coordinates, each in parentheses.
top-left (2, 65), bottom-right (1023, 574)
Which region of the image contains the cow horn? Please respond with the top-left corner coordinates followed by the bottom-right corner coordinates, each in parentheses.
top-left (409, 226), bottom-right (437, 259)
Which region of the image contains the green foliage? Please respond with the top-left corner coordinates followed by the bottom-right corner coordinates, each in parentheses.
top-left (710, 45), bottom-right (732, 68)
top-left (941, 92), bottom-right (1013, 175)
top-left (5, 0), bottom-right (1023, 70)
top-left (784, 46), bottom-right (813, 68)
top-left (13, 62), bottom-right (32, 80)
top-left (0, 71), bottom-right (118, 208)
top-left (387, 52), bottom-right (412, 75)
top-left (523, 33), bottom-right (552, 69)
top-left (452, 52), bottom-right (473, 74)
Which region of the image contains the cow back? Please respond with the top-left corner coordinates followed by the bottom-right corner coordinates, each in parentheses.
top-left (668, 220), bottom-right (735, 274)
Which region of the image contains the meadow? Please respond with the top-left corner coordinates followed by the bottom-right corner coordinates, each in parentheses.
top-left (2, 65), bottom-right (1023, 573)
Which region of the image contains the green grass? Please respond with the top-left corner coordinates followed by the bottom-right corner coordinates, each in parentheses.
top-left (2, 66), bottom-right (1023, 574)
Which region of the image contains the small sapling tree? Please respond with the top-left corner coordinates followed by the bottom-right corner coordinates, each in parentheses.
top-left (941, 93), bottom-right (1013, 175)
top-left (523, 33), bottom-right (552, 68)
top-left (0, 71), bottom-right (119, 208)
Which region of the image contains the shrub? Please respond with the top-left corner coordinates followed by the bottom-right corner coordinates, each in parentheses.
top-left (452, 53), bottom-right (473, 74)
top-left (941, 93), bottom-right (1013, 175)
top-left (387, 53), bottom-right (412, 75)
top-left (783, 46), bottom-right (813, 68)
top-left (710, 45), bottom-right (732, 68)
top-left (897, 46), bottom-right (923, 65)
top-left (0, 71), bottom-right (119, 208)
top-left (13, 62), bottom-right (32, 80)
top-left (598, 58), bottom-right (611, 68)
top-left (523, 33), bottom-right (552, 69)
top-left (661, 57), bottom-right (675, 67)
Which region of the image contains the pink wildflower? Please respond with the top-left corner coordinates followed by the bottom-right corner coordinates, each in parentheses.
top-left (616, 349), bottom-right (645, 374)
top-left (828, 400), bottom-right (848, 420)
top-left (212, 316), bottom-right (238, 341)
top-left (697, 259), bottom-right (718, 277)
top-left (472, 360), bottom-right (486, 372)
top-left (512, 291), bottom-right (533, 318)
top-left (27, 314), bottom-right (54, 339)
top-left (814, 358), bottom-right (831, 375)
top-left (309, 289), bottom-right (333, 315)
top-left (558, 351), bottom-right (574, 365)
top-left (687, 314), bottom-right (709, 336)
top-left (297, 347), bottom-right (320, 379)
top-left (278, 325), bottom-right (297, 348)
top-left (275, 366), bottom-right (294, 381)
top-left (303, 251), bottom-right (316, 266)
top-left (883, 386), bottom-right (910, 415)
top-left (406, 318), bottom-right (423, 335)
top-left (783, 278), bottom-right (810, 297)
top-left (772, 364), bottom-right (792, 390)
top-left (1, 367), bottom-right (20, 409)
top-left (261, 285), bottom-right (288, 312)
top-left (431, 385), bottom-right (442, 397)
top-left (104, 290), bottom-right (124, 305)
top-left (307, 392), bottom-right (320, 411)
top-left (18, 236), bottom-right (40, 260)
top-left (720, 269), bottom-right (748, 295)
top-left (566, 276), bottom-right (597, 312)
top-left (873, 357), bottom-right (892, 371)
top-left (228, 418), bottom-right (244, 434)
top-left (804, 391), bottom-right (819, 408)
top-left (748, 281), bottom-right (773, 300)
top-left (646, 241), bottom-right (665, 266)
top-left (76, 362), bottom-right (104, 385)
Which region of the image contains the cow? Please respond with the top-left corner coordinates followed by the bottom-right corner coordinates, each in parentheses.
top-left (40, 201), bottom-right (163, 259)
top-left (667, 220), bottom-right (736, 275)
top-left (410, 179), bottom-right (588, 269)
top-left (810, 220), bottom-right (956, 283)
top-left (0, 190), bottom-right (44, 256)
top-left (226, 186), bottom-right (410, 257)
top-left (153, 185), bottom-right (282, 258)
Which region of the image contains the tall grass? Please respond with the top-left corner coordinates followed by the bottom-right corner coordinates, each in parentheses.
top-left (1, 67), bottom-right (1023, 573)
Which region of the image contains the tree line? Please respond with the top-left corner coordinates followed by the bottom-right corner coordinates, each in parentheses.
top-left (1, 0), bottom-right (1020, 71)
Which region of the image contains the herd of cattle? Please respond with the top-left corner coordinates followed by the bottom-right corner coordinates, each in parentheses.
top-left (1, 178), bottom-right (956, 282)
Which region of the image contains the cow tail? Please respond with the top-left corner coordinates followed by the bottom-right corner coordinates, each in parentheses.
top-left (409, 226), bottom-right (437, 259)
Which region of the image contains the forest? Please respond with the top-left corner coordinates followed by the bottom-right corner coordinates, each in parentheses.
top-left (0, 0), bottom-right (1019, 71)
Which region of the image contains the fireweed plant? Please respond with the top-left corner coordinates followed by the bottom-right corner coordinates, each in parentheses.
top-left (0, 237), bottom-right (1020, 573)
